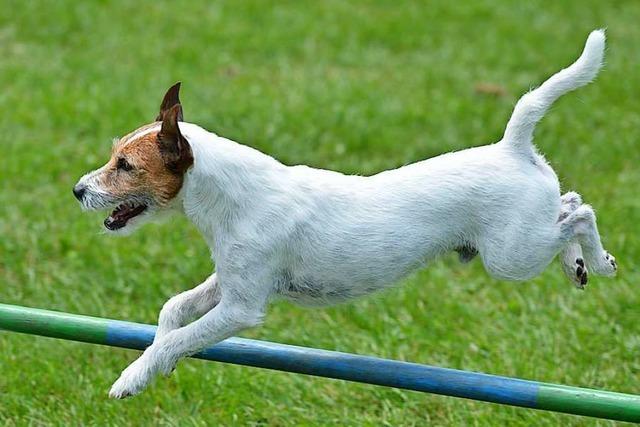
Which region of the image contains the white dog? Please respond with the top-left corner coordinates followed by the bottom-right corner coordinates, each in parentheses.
top-left (73, 30), bottom-right (616, 398)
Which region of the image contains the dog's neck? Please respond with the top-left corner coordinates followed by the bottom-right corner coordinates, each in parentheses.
top-left (177, 122), bottom-right (285, 242)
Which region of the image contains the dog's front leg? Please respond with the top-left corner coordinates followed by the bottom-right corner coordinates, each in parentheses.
top-left (154, 272), bottom-right (221, 341)
top-left (108, 292), bottom-right (266, 399)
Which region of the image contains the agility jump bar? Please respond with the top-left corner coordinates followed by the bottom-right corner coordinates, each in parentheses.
top-left (0, 303), bottom-right (638, 422)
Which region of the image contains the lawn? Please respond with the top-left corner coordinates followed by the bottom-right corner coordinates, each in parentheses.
top-left (1, 0), bottom-right (639, 425)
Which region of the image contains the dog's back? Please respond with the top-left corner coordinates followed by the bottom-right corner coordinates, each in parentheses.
top-left (275, 30), bottom-right (609, 300)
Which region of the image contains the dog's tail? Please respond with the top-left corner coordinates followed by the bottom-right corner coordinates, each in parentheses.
top-left (501, 30), bottom-right (605, 154)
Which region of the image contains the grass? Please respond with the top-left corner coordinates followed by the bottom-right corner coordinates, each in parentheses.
top-left (1, 0), bottom-right (639, 425)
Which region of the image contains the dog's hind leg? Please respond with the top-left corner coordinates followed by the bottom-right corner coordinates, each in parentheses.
top-left (154, 273), bottom-right (221, 341)
top-left (559, 205), bottom-right (617, 277)
top-left (558, 192), bottom-right (588, 288)
top-left (480, 202), bottom-right (615, 283)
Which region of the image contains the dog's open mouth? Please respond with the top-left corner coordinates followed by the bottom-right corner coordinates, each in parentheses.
top-left (104, 202), bottom-right (148, 230)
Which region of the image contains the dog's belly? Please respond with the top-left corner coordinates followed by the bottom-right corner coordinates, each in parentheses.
top-left (277, 274), bottom-right (403, 306)
top-left (276, 246), bottom-right (431, 306)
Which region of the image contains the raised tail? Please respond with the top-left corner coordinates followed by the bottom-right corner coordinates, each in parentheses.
top-left (501, 30), bottom-right (605, 153)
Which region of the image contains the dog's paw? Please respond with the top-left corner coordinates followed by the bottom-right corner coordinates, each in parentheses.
top-left (560, 245), bottom-right (588, 289)
top-left (606, 252), bottom-right (617, 269)
top-left (108, 358), bottom-right (156, 399)
top-left (590, 251), bottom-right (617, 277)
top-left (564, 257), bottom-right (589, 290)
top-left (574, 258), bottom-right (588, 289)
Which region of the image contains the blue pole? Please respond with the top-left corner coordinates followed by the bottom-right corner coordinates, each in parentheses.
top-left (107, 317), bottom-right (539, 407)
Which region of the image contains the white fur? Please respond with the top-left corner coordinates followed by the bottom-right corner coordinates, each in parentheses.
top-left (104, 30), bottom-right (617, 398)
top-left (119, 124), bottom-right (161, 147)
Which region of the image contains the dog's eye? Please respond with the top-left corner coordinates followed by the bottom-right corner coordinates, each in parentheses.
top-left (117, 158), bottom-right (133, 172)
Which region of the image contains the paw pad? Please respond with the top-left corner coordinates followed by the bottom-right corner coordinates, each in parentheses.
top-left (574, 258), bottom-right (588, 289)
top-left (605, 252), bottom-right (617, 270)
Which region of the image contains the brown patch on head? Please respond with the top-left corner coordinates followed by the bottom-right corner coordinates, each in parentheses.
top-left (75, 82), bottom-right (193, 231)
top-left (99, 127), bottom-right (189, 205)
top-left (95, 82), bottom-right (194, 207)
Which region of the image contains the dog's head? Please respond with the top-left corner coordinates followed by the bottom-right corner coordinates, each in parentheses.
top-left (73, 83), bottom-right (193, 233)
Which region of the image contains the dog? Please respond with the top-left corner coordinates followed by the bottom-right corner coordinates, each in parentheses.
top-left (73, 30), bottom-right (616, 398)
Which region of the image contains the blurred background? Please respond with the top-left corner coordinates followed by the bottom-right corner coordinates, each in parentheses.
top-left (1, 1), bottom-right (638, 425)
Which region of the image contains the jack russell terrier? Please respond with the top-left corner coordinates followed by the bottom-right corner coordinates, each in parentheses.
top-left (73, 30), bottom-right (616, 398)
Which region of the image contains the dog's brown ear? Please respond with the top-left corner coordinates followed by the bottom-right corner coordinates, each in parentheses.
top-left (158, 104), bottom-right (193, 173)
top-left (156, 82), bottom-right (183, 122)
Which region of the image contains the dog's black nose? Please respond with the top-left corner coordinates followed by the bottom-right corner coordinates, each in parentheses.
top-left (73, 184), bottom-right (86, 201)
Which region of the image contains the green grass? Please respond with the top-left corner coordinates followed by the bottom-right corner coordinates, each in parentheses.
top-left (1, 0), bottom-right (639, 425)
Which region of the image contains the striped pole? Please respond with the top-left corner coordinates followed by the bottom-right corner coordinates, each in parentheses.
top-left (1, 303), bottom-right (639, 422)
